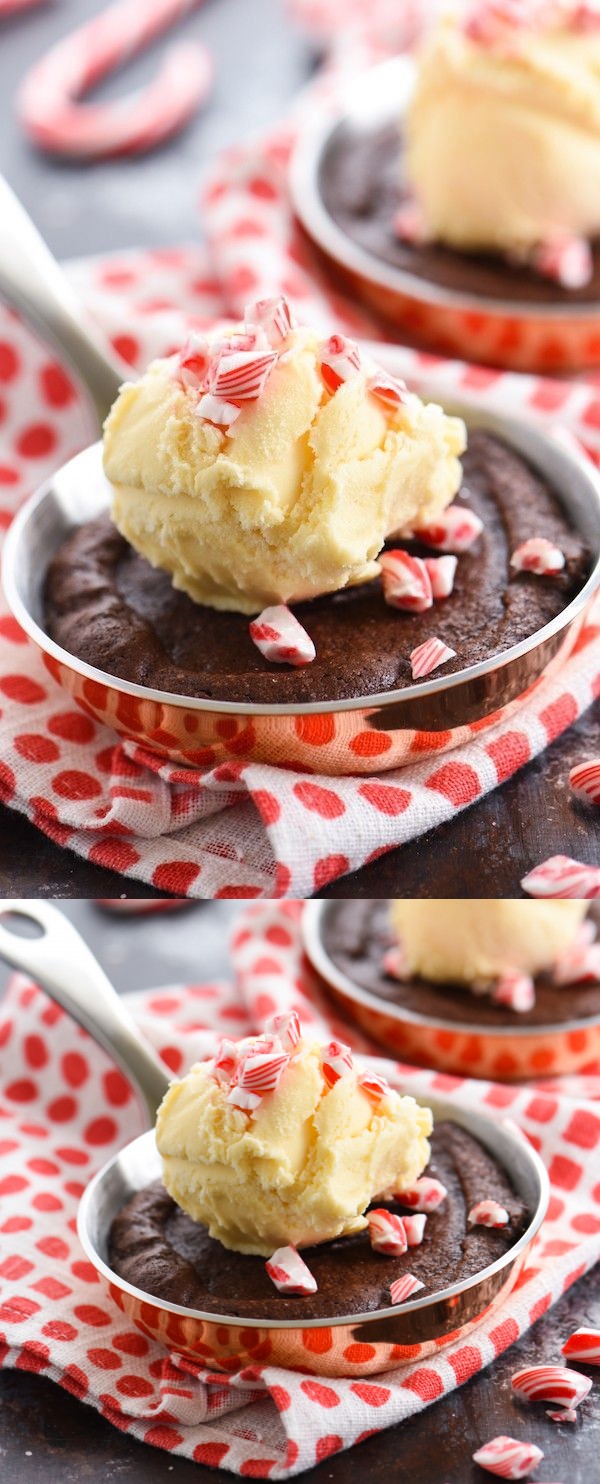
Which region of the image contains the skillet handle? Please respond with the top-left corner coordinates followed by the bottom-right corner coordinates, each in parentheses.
top-left (0, 900), bottom-right (170, 1128)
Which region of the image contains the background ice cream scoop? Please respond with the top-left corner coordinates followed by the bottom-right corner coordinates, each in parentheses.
top-left (405, 4), bottom-right (600, 257)
top-left (103, 309), bottom-right (465, 615)
top-left (156, 1028), bottom-right (432, 1255)
top-left (389, 899), bottom-right (588, 985)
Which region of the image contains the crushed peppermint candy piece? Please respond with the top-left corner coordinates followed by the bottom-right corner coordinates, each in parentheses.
top-left (379, 551), bottom-right (433, 613)
top-left (510, 537), bottom-right (565, 576)
top-left (468, 1199), bottom-right (510, 1229)
top-left (521, 855), bottom-right (600, 900)
top-left (178, 333), bottom-right (212, 389)
top-left (245, 295), bottom-right (296, 346)
top-left (212, 1037), bottom-right (238, 1084)
top-left (318, 333), bottom-right (361, 394)
top-left (382, 944), bottom-right (410, 980)
top-left (196, 392), bottom-right (240, 428)
top-left (395, 1177), bottom-right (447, 1212)
top-left (389, 1273), bottom-right (425, 1305)
top-left (552, 941), bottom-right (600, 986)
top-left (321, 1039), bottom-right (353, 1088)
top-left (402, 1213), bottom-right (427, 1247)
top-left (249, 605), bottom-right (316, 667)
top-left (393, 199), bottom-right (429, 244)
top-left (569, 759), bottom-right (600, 806)
top-left (562, 1327), bottom-right (600, 1364)
top-left (410, 636), bottom-right (457, 680)
top-left (367, 1208), bottom-right (408, 1256)
top-left (511, 1364), bottom-right (592, 1408)
top-left (546, 1408), bottom-right (577, 1422)
top-left (412, 506), bottom-right (484, 553)
top-left (227, 1085), bottom-right (262, 1113)
top-left (367, 369), bottom-right (409, 410)
top-left (425, 555), bottom-right (458, 600)
top-left (210, 348), bottom-right (278, 402)
top-left (227, 1041), bottom-right (289, 1112)
top-left (264, 1010), bottom-right (301, 1050)
top-left (266, 1245), bottom-right (317, 1295)
top-left (533, 234), bottom-right (593, 290)
top-left (493, 971), bottom-right (536, 1013)
top-left (358, 1070), bottom-right (392, 1104)
top-left (472, 1436), bottom-right (544, 1479)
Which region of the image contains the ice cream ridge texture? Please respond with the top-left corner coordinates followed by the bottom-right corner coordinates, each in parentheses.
top-left (389, 899), bottom-right (588, 986)
top-left (405, 0), bottom-right (600, 264)
top-left (155, 1011), bottom-right (432, 1256)
top-left (102, 296), bottom-right (466, 615)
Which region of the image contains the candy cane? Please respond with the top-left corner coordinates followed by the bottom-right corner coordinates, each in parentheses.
top-left (18, 0), bottom-right (213, 160)
top-left (321, 1039), bottom-right (353, 1088)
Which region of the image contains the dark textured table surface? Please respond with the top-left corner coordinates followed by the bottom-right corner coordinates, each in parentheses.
top-left (1, 900), bottom-right (600, 1483)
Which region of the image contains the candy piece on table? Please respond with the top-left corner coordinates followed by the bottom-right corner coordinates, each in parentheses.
top-left (367, 1208), bottom-right (409, 1256)
top-left (264, 1010), bottom-right (301, 1050)
top-left (318, 333), bottom-right (362, 394)
top-left (394, 1176), bottom-right (447, 1212)
top-left (511, 1365), bottom-right (592, 1408)
top-left (425, 554), bottom-right (458, 599)
top-left (411, 506), bottom-right (484, 552)
top-left (546, 1408), bottom-right (577, 1423)
top-left (245, 296), bottom-right (297, 346)
top-left (196, 392), bottom-right (240, 428)
top-left (402, 1213), bottom-right (427, 1247)
top-left (410, 636), bottom-right (457, 679)
top-left (533, 235), bottom-right (593, 290)
top-left (249, 606), bottom-right (316, 667)
top-left (472, 1436), bottom-right (544, 1479)
top-left (389, 1273), bottom-right (425, 1305)
top-left (358, 1070), bottom-right (392, 1105)
top-left (379, 551), bottom-right (433, 612)
top-left (321, 1039), bottom-right (353, 1088)
top-left (552, 942), bottom-right (600, 986)
top-left (209, 349), bottom-right (278, 401)
top-left (521, 855), bottom-right (600, 900)
top-left (17, 0), bottom-right (213, 160)
top-left (382, 944), bottom-right (410, 980)
top-left (266, 1245), bottom-right (318, 1295)
top-left (492, 971), bottom-right (536, 1013)
top-left (367, 369), bottom-right (409, 410)
top-left (468, 1199), bottom-right (510, 1228)
top-left (510, 538), bottom-right (565, 576)
top-left (562, 1328), bottom-right (600, 1364)
top-left (569, 760), bottom-right (600, 807)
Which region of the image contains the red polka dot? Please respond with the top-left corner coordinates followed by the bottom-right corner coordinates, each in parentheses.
top-left (0, 616), bottom-right (26, 644)
top-left (160, 1046), bottom-right (183, 1074)
top-left (47, 1095), bottom-right (77, 1122)
top-left (294, 781), bottom-right (346, 818)
top-left (104, 1069), bottom-right (132, 1106)
top-left (152, 861), bottom-right (200, 894)
top-left (300, 1379), bottom-right (341, 1407)
top-left (548, 1154), bottom-right (583, 1190)
top-left (88, 840), bottom-right (141, 871)
top-left (1, 1216), bottom-right (32, 1234)
top-left (15, 1340), bottom-right (50, 1373)
top-left (5, 1078), bottom-right (37, 1102)
top-left (84, 1116), bottom-right (117, 1146)
top-left (0, 342), bottom-right (19, 380)
top-left (24, 1034), bottom-right (48, 1069)
top-left (193, 1444), bottom-right (230, 1466)
top-left (349, 730), bottom-right (393, 757)
top-left (0, 464), bottom-right (19, 486)
top-left (0, 674), bottom-right (46, 704)
top-left (74, 1304), bottom-right (112, 1327)
top-left (0, 1295), bottom-right (40, 1322)
top-left (269, 1384), bottom-right (291, 1412)
top-left (343, 1343), bottom-right (377, 1364)
top-left (61, 1052), bottom-right (89, 1088)
top-left (62, 1365), bottom-right (89, 1398)
top-left (87, 1347), bottom-right (122, 1370)
top-left (239, 1462), bottom-right (276, 1478)
top-left (358, 783), bottom-right (412, 815)
top-left (274, 864), bottom-right (291, 896)
top-left (316, 1436), bottom-right (343, 1461)
top-left (52, 769), bottom-right (102, 801)
top-left (0, 1175), bottom-right (29, 1199)
top-left (401, 1367), bottom-right (444, 1401)
top-left (571, 1213), bottom-right (600, 1234)
top-left (540, 693), bottom-right (577, 742)
top-left (36, 1235), bottom-right (69, 1260)
top-left (113, 1332), bottom-right (148, 1356)
top-left (526, 1095), bottom-right (558, 1123)
top-left (117, 1374), bottom-right (154, 1398)
top-left (529, 1294), bottom-right (552, 1324)
top-left (425, 762), bottom-right (480, 807)
top-left (144, 1426), bottom-right (184, 1449)
top-left (447, 1345), bottom-right (482, 1384)
top-left (27, 1157), bottom-right (59, 1176)
top-left (33, 1276), bottom-right (72, 1300)
top-left (111, 334), bottom-right (140, 366)
top-left (486, 731), bottom-right (531, 783)
top-left (0, 761), bottom-right (15, 805)
top-left (0, 1254), bottom-right (34, 1279)
top-left (251, 789), bottom-right (281, 825)
top-left (314, 854), bottom-right (350, 890)
top-left (563, 1109), bottom-right (600, 1148)
top-left (48, 710), bottom-right (96, 743)
top-left (39, 363), bottom-right (76, 407)
top-left (32, 1192), bottom-right (63, 1212)
top-left (16, 423), bottom-right (56, 458)
top-left (71, 1260), bottom-right (99, 1283)
top-left (215, 885), bottom-right (262, 899)
top-left (350, 1383), bottom-right (391, 1407)
top-left (43, 1320), bottom-right (78, 1341)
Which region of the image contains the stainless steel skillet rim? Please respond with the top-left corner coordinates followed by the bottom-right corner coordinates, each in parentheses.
top-left (76, 1096), bottom-right (549, 1333)
top-left (289, 53), bottom-right (600, 324)
top-left (303, 900), bottom-right (600, 1040)
top-left (3, 384), bottom-right (600, 722)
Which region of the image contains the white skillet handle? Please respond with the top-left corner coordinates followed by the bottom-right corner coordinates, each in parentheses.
top-left (0, 900), bottom-right (170, 1127)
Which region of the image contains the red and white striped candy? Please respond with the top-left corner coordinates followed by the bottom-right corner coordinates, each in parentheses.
top-left (522, 855), bottom-right (600, 900)
top-left (412, 506), bottom-right (484, 553)
top-left (510, 538), bottom-right (565, 576)
top-left (212, 1037), bottom-right (238, 1084)
top-left (395, 1177), bottom-right (447, 1212)
top-left (425, 555), bottom-right (458, 600)
top-left (249, 606), bottom-right (316, 667)
top-left (410, 636), bottom-right (457, 680)
top-left (381, 944), bottom-right (410, 981)
top-left (493, 971), bottom-right (536, 1013)
top-left (227, 1086), bottom-right (261, 1113)
top-left (178, 334), bottom-right (212, 390)
top-left (379, 551), bottom-right (433, 613)
top-left (468, 1199), bottom-right (510, 1229)
top-left (534, 234), bottom-right (593, 290)
top-left (511, 1365), bottom-right (592, 1408)
top-left (196, 392), bottom-right (240, 428)
top-left (233, 1046), bottom-right (289, 1095)
top-left (318, 334), bottom-right (361, 394)
top-left (367, 369), bottom-right (409, 410)
top-left (210, 349), bottom-right (277, 402)
top-left (393, 199), bottom-right (428, 244)
top-left (389, 1273), bottom-right (425, 1305)
top-left (358, 1070), bottom-right (392, 1105)
top-left (569, 759), bottom-right (600, 806)
top-left (264, 1010), bottom-right (301, 1050)
top-left (321, 1039), bottom-right (353, 1088)
top-left (18, 0), bottom-right (213, 161)
top-left (245, 296), bottom-right (296, 347)
top-left (402, 1214), bottom-right (427, 1247)
top-left (546, 1408), bottom-right (577, 1422)
top-left (367, 1208), bottom-right (408, 1256)
top-left (472, 1436), bottom-right (544, 1480)
top-left (265, 1245), bottom-right (317, 1295)
top-left (562, 1327), bottom-right (600, 1364)
top-left (553, 942), bottom-right (600, 986)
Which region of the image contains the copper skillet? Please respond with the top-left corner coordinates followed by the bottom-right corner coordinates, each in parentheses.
top-left (0, 178), bottom-right (599, 777)
top-left (0, 900), bottom-right (549, 1378)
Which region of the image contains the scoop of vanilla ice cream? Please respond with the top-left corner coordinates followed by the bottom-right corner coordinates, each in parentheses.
top-left (155, 1035), bottom-right (432, 1255)
top-left (389, 899), bottom-right (588, 985)
top-left (103, 322), bottom-right (465, 615)
top-left (405, 8), bottom-right (600, 254)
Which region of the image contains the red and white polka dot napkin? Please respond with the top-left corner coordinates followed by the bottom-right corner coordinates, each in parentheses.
top-left (1, 23), bottom-right (600, 894)
top-left (1, 902), bottom-right (599, 1476)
